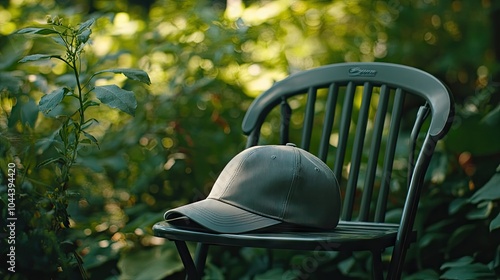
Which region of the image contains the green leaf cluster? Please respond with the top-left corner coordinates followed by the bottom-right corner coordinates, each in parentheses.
top-left (1, 13), bottom-right (150, 280)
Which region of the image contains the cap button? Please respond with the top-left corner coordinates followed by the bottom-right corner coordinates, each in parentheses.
top-left (286, 143), bottom-right (297, 147)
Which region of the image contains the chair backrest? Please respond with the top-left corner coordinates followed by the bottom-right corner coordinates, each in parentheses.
top-left (242, 62), bottom-right (454, 229)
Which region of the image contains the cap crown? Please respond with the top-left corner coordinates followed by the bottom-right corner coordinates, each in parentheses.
top-left (208, 145), bottom-right (341, 229)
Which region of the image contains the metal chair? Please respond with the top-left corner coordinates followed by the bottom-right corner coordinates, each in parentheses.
top-left (153, 62), bottom-right (455, 279)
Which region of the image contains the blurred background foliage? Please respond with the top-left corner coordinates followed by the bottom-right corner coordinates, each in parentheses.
top-left (0, 0), bottom-right (499, 279)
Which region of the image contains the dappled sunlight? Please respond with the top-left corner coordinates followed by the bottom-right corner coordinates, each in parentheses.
top-left (91, 35), bottom-right (114, 56)
top-left (240, 1), bottom-right (287, 26)
top-left (225, 0), bottom-right (243, 19)
top-left (112, 12), bottom-right (143, 35)
top-left (0, 8), bottom-right (16, 34)
top-left (329, 133), bottom-right (339, 148)
top-left (84, 106), bottom-right (124, 139)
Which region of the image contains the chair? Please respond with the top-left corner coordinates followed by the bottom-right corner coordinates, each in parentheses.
top-left (153, 62), bottom-right (455, 279)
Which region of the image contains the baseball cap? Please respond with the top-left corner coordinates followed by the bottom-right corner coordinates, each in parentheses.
top-left (164, 143), bottom-right (341, 233)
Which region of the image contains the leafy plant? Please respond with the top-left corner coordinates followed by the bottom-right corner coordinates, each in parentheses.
top-left (15, 15), bottom-right (148, 227)
top-left (1, 16), bottom-right (150, 279)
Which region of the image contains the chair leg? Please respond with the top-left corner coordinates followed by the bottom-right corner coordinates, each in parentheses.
top-left (386, 244), bottom-right (405, 280)
top-left (174, 241), bottom-right (201, 280)
top-left (194, 243), bottom-right (209, 277)
top-left (266, 248), bottom-right (274, 269)
top-left (372, 250), bottom-right (384, 280)
top-left (387, 234), bottom-right (412, 280)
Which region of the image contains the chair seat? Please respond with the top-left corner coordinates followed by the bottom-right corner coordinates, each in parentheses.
top-left (153, 221), bottom-right (413, 252)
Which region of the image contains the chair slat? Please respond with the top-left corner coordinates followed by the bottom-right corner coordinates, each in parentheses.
top-left (359, 85), bottom-right (390, 221)
top-left (343, 82), bottom-right (373, 221)
top-left (318, 83), bottom-right (339, 162)
top-left (280, 97), bottom-right (291, 145)
top-left (407, 103), bottom-right (430, 187)
top-left (334, 82), bottom-right (355, 193)
top-left (375, 88), bottom-right (405, 222)
top-left (246, 128), bottom-right (259, 148)
top-left (301, 87), bottom-right (317, 150)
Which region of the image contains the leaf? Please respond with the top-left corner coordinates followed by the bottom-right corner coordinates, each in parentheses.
top-left (81, 118), bottom-right (99, 130)
top-left (82, 131), bottom-right (99, 148)
top-left (449, 198), bottom-right (468, 215)
top-left (405, 269), bottom-right (440, 280)
top-left (8, 97), bottom-right (39, 128)
top-left (82, 100), bottom-right (100, 111)
top-left (441, 260), bottom-right (496, 280)
top-left (19, 54), bottom-right (54, 63)
top-left (95, 68), bottom-right (151, 85)
top-left (38, 88), bottom-right (69, 114)
top-left (255, 268), bottom-right (287, 280)
top-left (481, 104), bottom-right (500, 126)
top-left (78, 18), bottom-right (95, 32)
top-left (338, 257), bottom-right (355, 275)
top-left (0, 35), bottom-right (32, 69)
top-left (202, 264), bottom-right (225, 280)
top-left (94, 85), bottom-right (137, 116)
top-left (52, 36), bottom-right (66, 47)
top-left (77, 28), bottom-right (91, 44)
top-left (36, 157), bottom-right (65, 168)
top-left (13, 27), bottom-right (59, 35)
top-left (117, 245), bottom-right (183, 280)
top-left (467, 202), bottom-right (493, 220)
top-left (446, 224), bottom-right (476, 252)
top-left (490, 212), bottom-right (500, 232)
top-left (441, 256), bottom-right (474, 269)
top-left (470, 172), bottom-right (500, 203)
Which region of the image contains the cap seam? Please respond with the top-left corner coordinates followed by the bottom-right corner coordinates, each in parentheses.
top-left (219, 148), bottom-right (258, 198)
top-left (280, 146), bottom-right (299, 219)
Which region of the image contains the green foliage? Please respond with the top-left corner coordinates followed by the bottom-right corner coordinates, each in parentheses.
top-left (1, 14), bottom-right (149, 279)
top-left (440, 256), bottom-right (497, 280)
top-left (1, 0), bottom-right (499, 279)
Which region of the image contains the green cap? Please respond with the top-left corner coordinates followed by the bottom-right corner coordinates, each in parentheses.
top-left (164, 144), bottom-right (341, 233)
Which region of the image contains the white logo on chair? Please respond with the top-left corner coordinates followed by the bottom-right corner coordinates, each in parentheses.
top-left (348, 67), bottom-right (377, 77)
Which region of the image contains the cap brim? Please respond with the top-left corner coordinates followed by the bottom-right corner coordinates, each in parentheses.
top-left (164, 198), bottom-right (281, 233)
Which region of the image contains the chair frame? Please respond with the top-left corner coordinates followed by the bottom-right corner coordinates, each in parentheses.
top-left (153, 62), bottom-right (455, 279)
